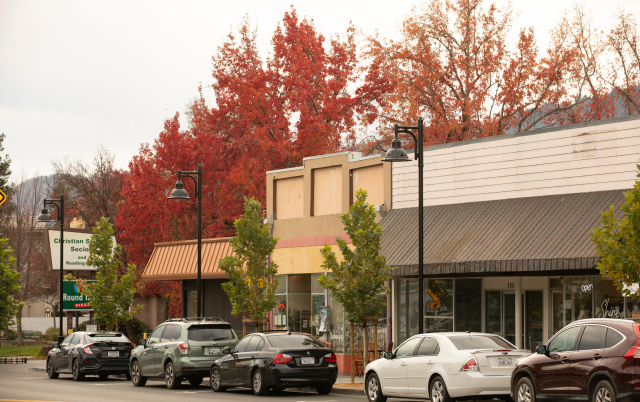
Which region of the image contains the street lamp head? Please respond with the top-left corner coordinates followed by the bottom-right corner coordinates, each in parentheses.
top-left (382, 137), bottom-right (411, 162)
top-left (36, 208), bottom-right (53, 223)
top-left (168, 179), bottom-right (190, 200)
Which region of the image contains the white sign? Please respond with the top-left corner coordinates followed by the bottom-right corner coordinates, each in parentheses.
top-left (48, 230), bottom-right (117, 271)
top-left (86, 325), bottom-right (97, 332)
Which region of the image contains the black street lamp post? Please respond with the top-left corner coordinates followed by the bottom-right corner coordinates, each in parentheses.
top-left (36, 194), bottom-right (65, 343)
top-left (382, 117), bottom-right (425, 334)
top-left (169, 164), bottom-right (203, 318)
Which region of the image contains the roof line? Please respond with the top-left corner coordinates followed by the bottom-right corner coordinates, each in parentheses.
top-left (153, 237), bottom-right (232, 247)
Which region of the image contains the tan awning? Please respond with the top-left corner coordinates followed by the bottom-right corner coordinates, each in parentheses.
top-left (141, 237), bottom-right (235, 281)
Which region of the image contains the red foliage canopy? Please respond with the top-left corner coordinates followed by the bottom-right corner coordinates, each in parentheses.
top-left (116, 8), bottom-right (390, 312)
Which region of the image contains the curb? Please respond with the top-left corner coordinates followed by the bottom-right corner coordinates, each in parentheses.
top-left (331, 387), bottom-right (365, 396)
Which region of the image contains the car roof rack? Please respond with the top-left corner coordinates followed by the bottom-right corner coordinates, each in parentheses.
top-left (165, 317), bottom-right (225, 323)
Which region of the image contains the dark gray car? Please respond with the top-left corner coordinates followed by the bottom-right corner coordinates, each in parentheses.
top-left (130, 318), bottom-right (238, 389)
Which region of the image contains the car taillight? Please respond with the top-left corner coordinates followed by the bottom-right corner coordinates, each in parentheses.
top-left (178, 342), bottom-right (189, 355)
top-left (324, 352), bottom-right (337, 363)
top-left (83, 344), bottom-right (94, 355)
top-left (461, 356), bottom-right (479, 372)
top-left (273, 353), bottom-right (292, 364)
top-left (131, 343), bottom-right (136, 348)
top-left (623, 324), bottom-right (640, 359)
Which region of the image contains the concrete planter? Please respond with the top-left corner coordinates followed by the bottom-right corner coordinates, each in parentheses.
top-left (1, 340), bottom-right (15, 347)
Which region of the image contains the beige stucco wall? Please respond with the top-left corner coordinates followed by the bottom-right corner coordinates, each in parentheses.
top-left (313, 165), bottom-right (342, 216)
top-left (275, 176), bottom-right (304, 219)
top-left (351, 164), bottom-right (384, 206)
top-left (266, 151), bottom-right (392, 275)
top-left (266, 152), bottom-right (392, 241)
top-left (273, 244), bottom-right (345, 275)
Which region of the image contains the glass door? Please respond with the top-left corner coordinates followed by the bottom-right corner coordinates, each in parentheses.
top-left (525, 291), bottom-right (543, 351)
top-left (485, 290), bottom-right (516, 345)
top-left (503, 293), bottom-right (516, 345)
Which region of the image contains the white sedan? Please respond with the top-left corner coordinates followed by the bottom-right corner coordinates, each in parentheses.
top-left (364, 332), bottom-right (530, 402)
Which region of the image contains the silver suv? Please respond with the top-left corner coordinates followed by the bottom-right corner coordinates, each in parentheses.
top-left (130, 317), bottom-right (238, 389)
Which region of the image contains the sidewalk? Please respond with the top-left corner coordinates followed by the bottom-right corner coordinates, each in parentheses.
top-left (331, 373), bottom-right (365, 396)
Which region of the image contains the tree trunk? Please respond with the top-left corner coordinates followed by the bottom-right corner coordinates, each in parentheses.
top-left (125, 319), bottom-right (138, 345)
top-left (350, 321), bottom-right (355, 384)
top-left (16, 306), bottom-right (24, 346)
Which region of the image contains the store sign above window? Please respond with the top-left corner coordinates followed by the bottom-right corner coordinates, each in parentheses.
top-left (277, 301), bottom-right (286, 311)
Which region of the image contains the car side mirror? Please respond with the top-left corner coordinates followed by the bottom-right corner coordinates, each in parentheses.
top-left (222, 348), bottom-right (231, 355)
top-left (139, 339), bottom-right (146, 347)
top-left (384, 352), bottom-right (393, 359)
top-left (52, 343), bottom-right (59, 349)
top-left (537, 345), bottom-right (547, 355)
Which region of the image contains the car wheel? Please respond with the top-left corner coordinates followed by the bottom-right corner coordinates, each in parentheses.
top-left (593, 380), bottom-right (616, 402)
top-left (189, 378), bottom-right (203, 387)
top-left (165, 362), bottom-right (181, 389)
top-left (210, 367), bottom-right (227, 392)
top-left (99, 374), bottom-right (109, 379)
top-left (252, 369), bottom-right (269, 396)
top-left (317, 385), bottom-right (333, 395)
top-left (131, 360), bottom-right (147, 387)
top-left (46, 358), bottom-right (59, 379)
top-left (366, 373), bottom-right (387, 402)
top-left (72, 359), bottom-right (85, 381)
top-left (430, 376), bottom-right (451, 402)
top-left (516, 377), bottom-right (535, 402)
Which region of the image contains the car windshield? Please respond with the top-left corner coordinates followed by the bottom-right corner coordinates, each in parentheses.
top-left (267, 334), bottom-right (324, 349)
top-left (447, 335), bottom-right (516, 350)
top-left (188, 325), bottom-right (235, 341)
top-left (88, 334), bottom-right (130, 345)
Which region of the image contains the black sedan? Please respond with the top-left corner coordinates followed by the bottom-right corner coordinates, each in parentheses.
top-left (210, 331), bottom-right (338, 396)
top-left (46, 331), bottom-right (134, 381)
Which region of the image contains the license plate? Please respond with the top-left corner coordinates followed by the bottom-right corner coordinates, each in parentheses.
top-left (301, 357), bottom-right (314, 364)
top-left (498, 357), bottom-right (513, 366)
top-left (208, 347), bottom-right (221, 355)
top-left (108, 351), bottom-right (119, 358)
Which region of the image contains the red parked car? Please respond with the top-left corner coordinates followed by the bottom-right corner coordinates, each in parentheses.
top-left (511, 318), bottom-right (640, 402)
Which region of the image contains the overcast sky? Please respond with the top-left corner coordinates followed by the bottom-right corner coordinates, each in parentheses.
top-left (2, 0), bottom-right (639, 183)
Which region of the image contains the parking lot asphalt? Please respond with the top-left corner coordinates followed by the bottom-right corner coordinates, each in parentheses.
top-left (0, 361), bottom-right (386, 402)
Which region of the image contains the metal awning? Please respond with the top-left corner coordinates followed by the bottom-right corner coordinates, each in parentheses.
top-left (141, 237), bottom-right (234, 281)
top-left (381, 190), bottom-right (625, 276)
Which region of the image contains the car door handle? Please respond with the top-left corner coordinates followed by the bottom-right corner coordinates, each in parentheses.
top-left (400, 362), bottom-right (406, 366)
top-left (560, 357), bottom-right (570, 363)
top-left (592, 354), bottom-right (602, 360)
top-left (427, 361), bottom-right (434, 365)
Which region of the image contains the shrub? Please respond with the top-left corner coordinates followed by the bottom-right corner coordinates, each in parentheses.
top-left (78, 322), bottom-right (87, 331)
top-left (33, 330), bottom-right (43, 339)
top-left (119, 318), bottom-right (150, 340)
top-left (44, 327), bottom-right (59, 341)
top-left (5, 329), bottom-right (16, 340)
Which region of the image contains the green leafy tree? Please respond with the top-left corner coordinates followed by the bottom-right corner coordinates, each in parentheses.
top-left (220, 198), bottom-right (279, 325)
top-left (0, 237), bottom-right (21, 331)
top-left (318, 189), bottom-right (390, 382)
top-left (591, 163), bottom-right (640, 300)
top-left (66, 218), bottom-right (141, 334)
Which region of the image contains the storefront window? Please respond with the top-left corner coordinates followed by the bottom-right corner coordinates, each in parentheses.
top-left (454, 279), bottom-right (481, 332)
top-left (425, 279), bottom-right (453, 333)
top-left (595, 278), bottom-right (626, 319)
top-left (565, 277), bottom-right (594, 322)
top-left (397, 279), bottom-right (419, 343)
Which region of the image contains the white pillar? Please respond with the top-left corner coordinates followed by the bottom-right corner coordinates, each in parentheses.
top-left (515, 277), bottom-right (523, 349)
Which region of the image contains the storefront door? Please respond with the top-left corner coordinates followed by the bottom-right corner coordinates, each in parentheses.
top-left (485, 291), bottom-right (516, 345)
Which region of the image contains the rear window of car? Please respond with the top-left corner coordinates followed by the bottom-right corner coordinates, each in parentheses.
top-left (188, 325), bottom-right (235, 341)
top-left (447, 335), bottom-right (516, 350)
top-left (88, 334), bottom-right (130, 344)
top-left (267, 334), bottom-right (324, 349)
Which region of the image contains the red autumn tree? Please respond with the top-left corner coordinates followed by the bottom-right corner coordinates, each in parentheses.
top-left (117, 8), bottom-right (391, 314)
top-left (362, 0), bottom-right (613, 153)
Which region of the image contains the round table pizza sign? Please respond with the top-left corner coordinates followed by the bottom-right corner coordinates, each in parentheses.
top-left (277, 301), bottom-right (286, 311)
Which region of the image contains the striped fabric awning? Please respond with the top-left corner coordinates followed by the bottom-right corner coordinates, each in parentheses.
top-left (141, 237), bottom-right (235, 281)
top-left (381, 190), bottom-right (626, 276)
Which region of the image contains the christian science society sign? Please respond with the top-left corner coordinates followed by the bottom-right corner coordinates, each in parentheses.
top-left (46, 228), bottom-right (117, 271)
top-left (63, 280), bottom-right (97, 311)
